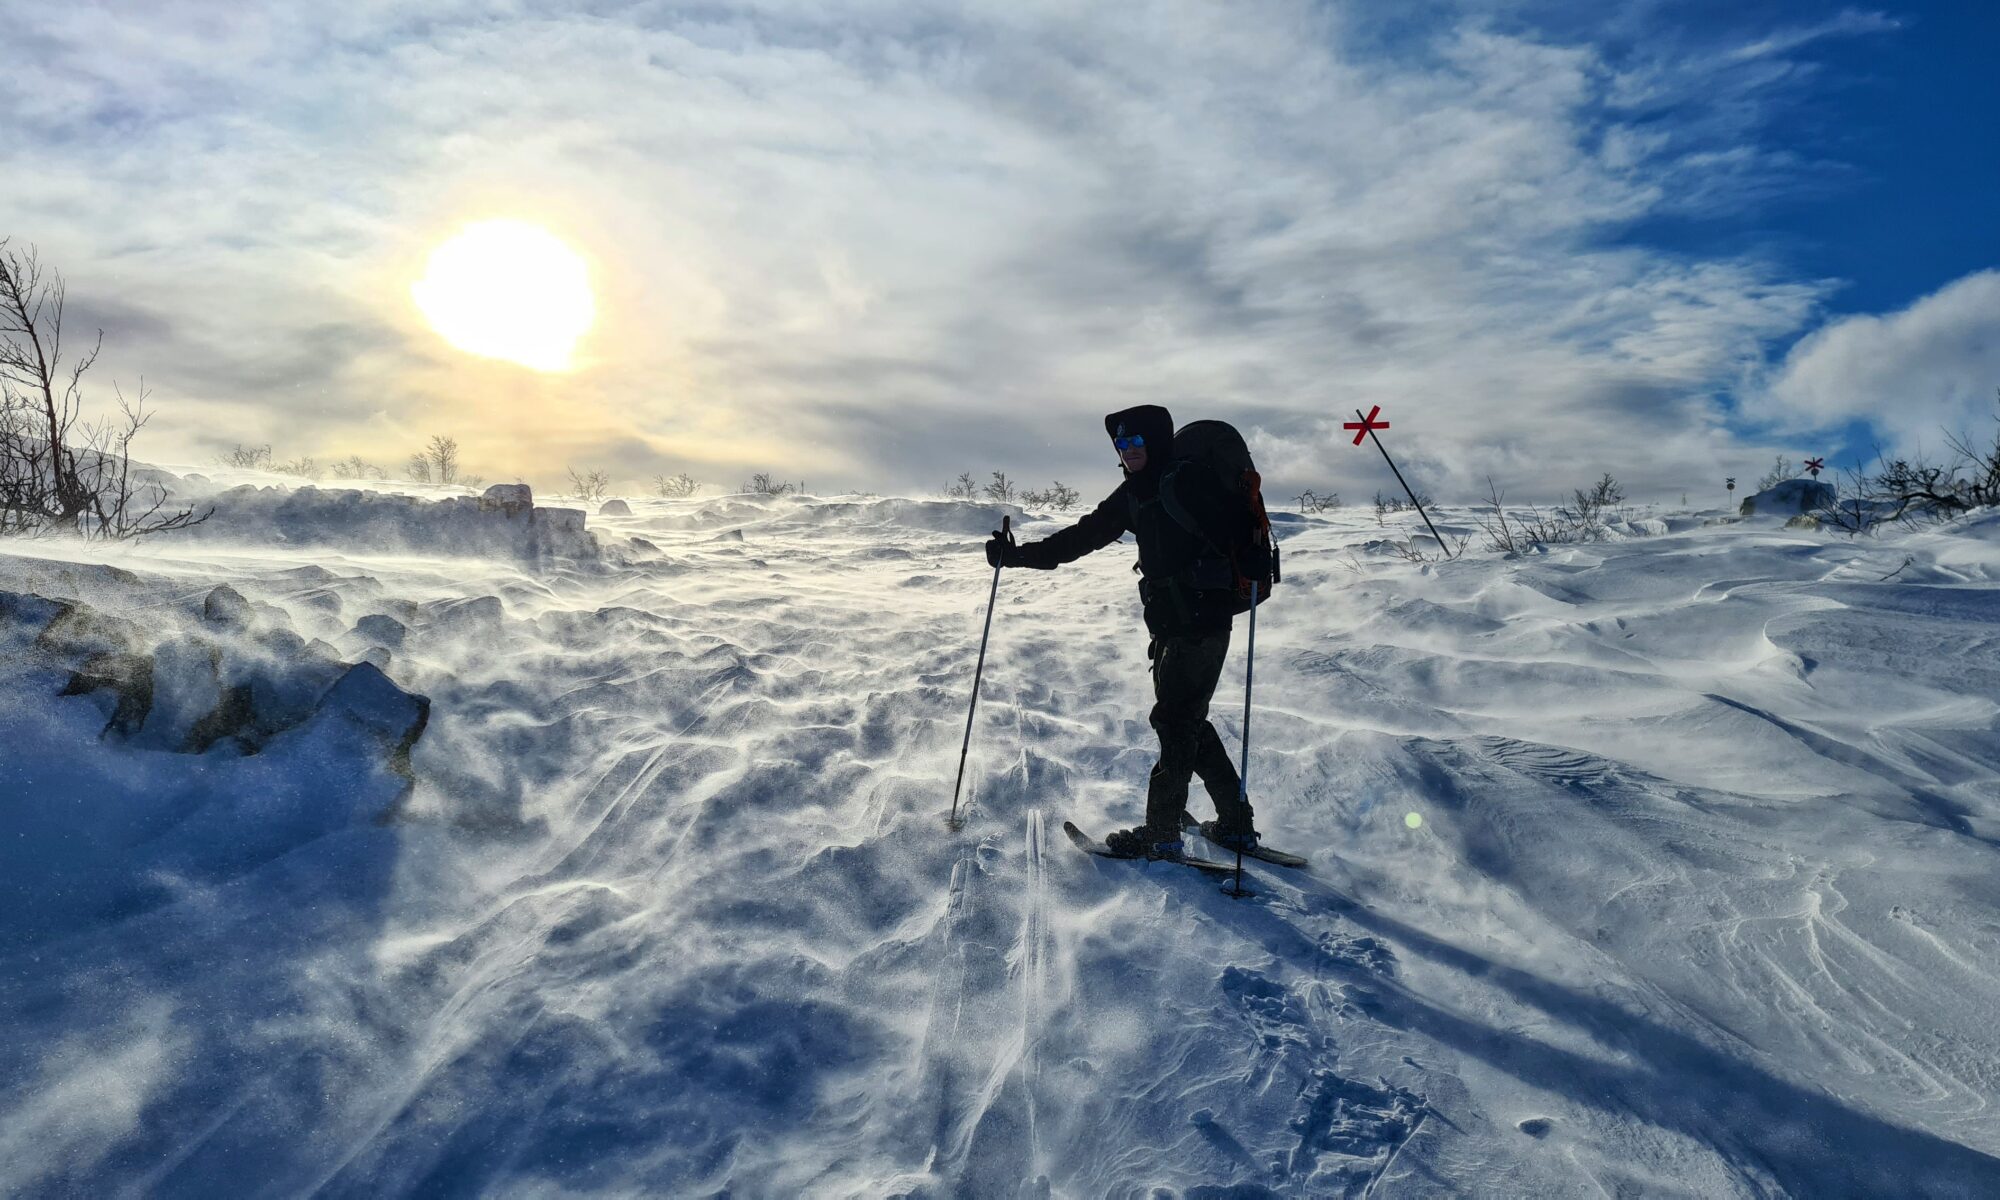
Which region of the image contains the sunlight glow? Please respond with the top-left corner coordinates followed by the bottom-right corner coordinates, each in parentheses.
top-left (412, 220), bottom-right (595, 371)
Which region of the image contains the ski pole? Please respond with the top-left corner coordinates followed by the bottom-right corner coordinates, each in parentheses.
top-left (948, 514), bottom-right (1010, 830)
top-left (1223, 579), bottom-right (1258, 898)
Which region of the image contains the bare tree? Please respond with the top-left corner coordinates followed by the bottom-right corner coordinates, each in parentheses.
top-left (983, 471), bottom-right (1016, 504)
top-left (941, 471), bottom-right (977, 501)
top-left (220, 443), bottom-right (273, 469)
top-left (0, 239), bottom-right (209, 539)
top-left (425, 434), bottom-right (459, 486)
top-left (404, 452), bottom-right (431, 483)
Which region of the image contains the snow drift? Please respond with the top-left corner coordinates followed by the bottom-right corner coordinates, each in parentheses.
top-left (3, 477), bottom-right (1999, 1197)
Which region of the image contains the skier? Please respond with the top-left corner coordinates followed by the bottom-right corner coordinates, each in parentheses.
top-left (985, 405), bottom-right (1260, 860)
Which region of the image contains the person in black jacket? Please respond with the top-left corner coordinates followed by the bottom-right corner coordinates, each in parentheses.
top-left (985, 404), bottom-right (1259, 859)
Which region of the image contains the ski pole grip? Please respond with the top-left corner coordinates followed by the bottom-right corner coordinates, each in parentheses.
top-left (1002, 514), bottom-right (1013, 544)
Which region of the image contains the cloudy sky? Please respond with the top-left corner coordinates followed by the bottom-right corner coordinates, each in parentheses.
top-left (3, 0), bottom-right (1995, 502)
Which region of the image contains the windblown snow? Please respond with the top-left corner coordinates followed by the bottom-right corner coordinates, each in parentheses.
top-left (3, 471), bottom-right (1998, 1197)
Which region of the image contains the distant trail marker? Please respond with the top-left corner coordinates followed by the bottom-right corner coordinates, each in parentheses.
top-left (1347, 406), bottom-right (1452, 559)
top-left (1805, 457), bottom-right (1825, 478)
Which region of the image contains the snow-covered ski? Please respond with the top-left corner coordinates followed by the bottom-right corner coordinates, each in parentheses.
top-left (1181, 814), bottom-right (1310, 868)
top-left (1061, 820), bottom-right (1236, 877)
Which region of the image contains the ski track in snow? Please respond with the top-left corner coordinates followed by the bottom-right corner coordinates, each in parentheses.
top-left (3, 484), bottom-right (2000, 1196)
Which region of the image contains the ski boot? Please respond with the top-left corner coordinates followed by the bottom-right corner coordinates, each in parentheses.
top-left (1198, 818), bottom-right (1260, 854)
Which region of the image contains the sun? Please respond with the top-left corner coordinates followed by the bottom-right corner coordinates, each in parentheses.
top-left (412, 220), bottom-right (595, 371)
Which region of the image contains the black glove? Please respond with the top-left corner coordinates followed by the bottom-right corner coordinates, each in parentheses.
top-left (985, 528), bottom-right (1019, 568)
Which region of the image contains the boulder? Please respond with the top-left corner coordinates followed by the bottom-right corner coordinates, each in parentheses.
top-left (310, 661), bottom-right (431, 781)
top-left (203, 585), bottom-right (254, 627)
top-left (1740, 478), bottom-right (1835, 517)
top-left (481, 483), bottom-right (534, 517)
top-left (598, 498), bottom-right (632, 516)
top-left (140, 637), bottom-right (223, 751)
top-left (352, 613), bottom-right (408, 649)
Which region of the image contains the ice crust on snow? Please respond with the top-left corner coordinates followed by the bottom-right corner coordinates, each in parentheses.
top-left (3, 484), bottom-right (2000, 1196)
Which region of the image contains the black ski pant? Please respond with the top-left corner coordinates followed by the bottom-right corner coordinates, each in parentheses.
top-left (1143, 628), bottom-right (1252, 834)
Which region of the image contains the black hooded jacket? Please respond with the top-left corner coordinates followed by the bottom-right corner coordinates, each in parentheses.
top-left (1011, 405), bottom-right (1244, 635)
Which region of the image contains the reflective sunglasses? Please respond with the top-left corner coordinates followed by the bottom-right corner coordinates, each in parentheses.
top-left (1112, 434), bottom-right (1146, 451)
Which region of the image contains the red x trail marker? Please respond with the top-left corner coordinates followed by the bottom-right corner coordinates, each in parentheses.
top-left (1344, 404), bottom-right (1390, 446)
top-left (1805, 457), bottom-right (1825, 477)
top-left (1345, 405), bottom-right (1452, 559)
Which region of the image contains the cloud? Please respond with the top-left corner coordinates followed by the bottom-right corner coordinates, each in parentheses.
top-left (1723, 8), bottom-right (1900, 64)
top-left (0, 1), bottom-right (1900, 498)
top-left (1761, 270), bottom-right (2000, 451)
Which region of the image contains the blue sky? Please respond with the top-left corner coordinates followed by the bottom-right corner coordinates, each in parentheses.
top-left (1, 1), bottom-right (1994, 501)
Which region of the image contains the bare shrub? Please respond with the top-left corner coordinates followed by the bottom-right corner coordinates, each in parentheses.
top-left (1388, 532), bottom-right (1470, 563)
top-left (941, 471), bottom-right (977, 500)
top-left (983, 471), bottom-right (1015, 504)
top-left (0, 240), bottom-right (210, 539)
top-left (1296, 489), bottom-right (1340, 514)
top-left (272, 456), bottom-right (321, 480)
top-left (742, 472), bottom-right (796, 496)
top-left (1478, 474), bottom-right (1629, 553)
top-left (404, 452), bottom-right (431, 483)
top-left (654, 472), bottom-right (701, 498)
top-left (1021, 480), bottom-right (1079, 510)
top-left (1556, 472), bottom-right (1625, 539)
top-left (220, 443), bottom-right (273, 469)
top-left (1818, 411), bottom-right (2000, 535)
top-left (567, 466), bottom-right (611, 503)
top-left (1373, 488), bottom-right (1431, 525)
top-left (330, 454), bottom-right (383, 480)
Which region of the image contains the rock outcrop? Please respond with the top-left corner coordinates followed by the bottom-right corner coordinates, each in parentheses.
top-left (1740, 478), bottom-right (1835, 518)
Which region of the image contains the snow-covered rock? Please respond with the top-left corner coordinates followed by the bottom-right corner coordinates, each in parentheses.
top-left (162, 482), bottom-right (602, 562)
top-left (482, 482), bottom-right (533, 515)
top-left (350, 613), bottom-right (408, 649)
top-left (598, 498), bottom-right (632, 516)
top-left (0, 579), bottom-right (430, 762)
top-left (203, 584), bottom-right (254, 627)
top-left (1739, 477), bottom-right (1835, 517)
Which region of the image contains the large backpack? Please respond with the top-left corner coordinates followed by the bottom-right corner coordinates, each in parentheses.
top-left (1158, 420), bottom-right (1280, 614)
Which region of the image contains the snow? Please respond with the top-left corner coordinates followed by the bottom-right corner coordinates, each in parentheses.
top-left (3, 478), bottom-right (1999, 1196)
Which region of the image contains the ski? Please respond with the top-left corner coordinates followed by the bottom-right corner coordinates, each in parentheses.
top-left (1181, 814), bottom-right (1310, 868)
top-left (1061, 821), bottom-right (1237, 877)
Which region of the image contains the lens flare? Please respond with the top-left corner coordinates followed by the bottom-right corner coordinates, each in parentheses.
top-left (413, 220), bottom-right (594, 371)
